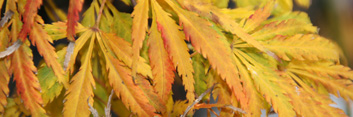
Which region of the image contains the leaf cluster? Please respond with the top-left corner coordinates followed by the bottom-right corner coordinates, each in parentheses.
top-left (0, 0), bottom-right (352, 116)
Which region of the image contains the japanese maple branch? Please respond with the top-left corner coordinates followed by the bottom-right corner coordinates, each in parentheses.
top-left (181, 84), bottom-right (216, 117)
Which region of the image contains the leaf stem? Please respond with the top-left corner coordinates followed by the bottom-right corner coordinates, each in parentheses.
top-left (94, 0), bottom-right (107, 28)
top-left (181, 84), bottom-right (216, 117)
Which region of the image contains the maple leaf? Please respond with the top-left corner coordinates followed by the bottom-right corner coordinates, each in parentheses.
top-left (38, 47), bottom-right (68, 105)
top-left (290, 61), bottom-right (353, 79)
top-left (167, 0), bottom-right (250, 106)
top-left (66, 30), bottom-right (93, 73)
top-left (106, 2), bottom-right (133, 42)
top-left (282, 72), bottom-right (346, 117)
top-left (18, 0), bottom-right (42, 41)
top-left (131, 0), bottom-right (149, 79)
top-left (30, 23), bottom-right (69, 88)
top-left (263, 34), bottom-right (339, 61)
top-left (234, 55), bottom-right (268, 116)
top-left (103, 33), bottom-right (152, 77)
top-left (2, 97), bottom-right (32, 116)
top-left (10, 45), bottom-right (46, 117)
top-left (63, 31), bottom-right (96, 117)
top-left (45, 21), bottom-right (87, 41)
top-left (0, 28), bottom-right (10, 113)
top-left (234, 50), bottom-right (296, 116)
top-left (252, 19), bottom-right (317, 41)
top-left (67, 0), bottom-right (85, 41)
top-left (97, 35), bottom-right (158, 116)
top-left (179, 0), bottom-right (278, 61)
top-left (151, 0), bottom-right (195, 102)
top-left (192, 54), bottom-right (207, 96)
top-left (288, 61), bottom-right (353, 100)
top-left (148, 13), bottom-right (175, 103)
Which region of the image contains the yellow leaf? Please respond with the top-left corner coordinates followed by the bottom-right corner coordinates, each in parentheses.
top-left (63, 32), bottom-right (96, 117)
top-left (263, 11), bottom-right (311, 24)
top-left (167, 0), bottom-right (250, 106)
top-left (220, 7), bottom-right (255, 20)
top-left (288, 63), bottom-right (353, 101)
top-left (102, 33), bottom-right (152, 77)
top-left (179, 0), bottom-right (277, 61)
top-left (3, 97), bottom-right (31, 117)
top-left (263, 34), bottom-right (339, 61)
top-left (234, 50), bottom-right (295, 116)
top-left (283, 72), bottom-right (346, 117)
top-left (234, 55), bottom-right (269, 116)
top-left (169, 100), bottom-right (188, 117)
top-left (0, 28), bottom-right (10, 113)
top-left (252, 19), bottom-right (317, 41)
top-left (152, 0), bottom-right (195, 102)
top-left (66, 29), bottom-right (93, 73)
top-left (294, 0), bottom-right (311, 9)
top-left (289, 61), bottom-right (353, 79)
top-left (131, 0), bottom-right (149, 79)
top-left (97, 32), bottom-right (158, 116)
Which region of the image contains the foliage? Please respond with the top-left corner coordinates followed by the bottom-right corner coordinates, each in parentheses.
top-left (0, 0), bottom-right (352, 116)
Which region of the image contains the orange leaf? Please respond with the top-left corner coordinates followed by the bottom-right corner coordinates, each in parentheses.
top-left (67, 0), bottom-right (85, 41)
top-left (148, 11), bottom-right (175, 103)
top-left (243, 1), bottom-right (274, 32)
top-left (131, 0), bottom-right (149, 79)
top-left (10, 45), bottom-right (46, 116)
top-left (18, 0), bottom-right (42, 41)
top-left (105, 55), bottom-right (157, 116)
top-left (151, 0), bottom-right (195, 102)
top-left (30, 23), bottom-right (68, 88)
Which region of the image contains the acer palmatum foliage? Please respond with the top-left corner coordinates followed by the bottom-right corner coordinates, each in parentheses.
top-left (0, 0), bottom-right (352, 116)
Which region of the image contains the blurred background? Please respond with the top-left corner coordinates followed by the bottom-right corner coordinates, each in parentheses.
top-left (308, 0), bottom-right (353, 116)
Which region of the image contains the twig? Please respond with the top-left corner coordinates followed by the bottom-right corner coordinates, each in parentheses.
top-left (88, 98), bottom-right (99, 117)
top-left (105, 90), bottom-right (114, 117)
top-left (181, 84), bottom-right (216, 117)
top-left (0, 10), bottom-right (14, 27)
top-left (208, 108), bottom-right (220, 117)
top-left (225, 105), bottom-right (247, 114)
top-left (190, 52), bottom-right (197, 57)
top-left (64, 42), bottom-right (75, 71)
top-left (94, 0), bottom-right (107, 28)
top-left (0, 40), bottom-right (22, 58)
top-left (131, 0), bottom-right (137, 6)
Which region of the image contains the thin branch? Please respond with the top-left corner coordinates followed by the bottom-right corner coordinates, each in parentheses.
top-left (105, 90), bottom-right (114, 117)
top-left (181, 84), bottom-right (216, 117)
top-left (131, 0), bottom-right (136, 6)
top-left (225, 105), bottom-right (247, 114)
top-left (208, 108), bottom-right (220, 117)
top-left (88, 98), bottom-right (99, 117)
top-left (64, 42), bottom-right (75, 71)
top-left (94, 0), bottom-right (107, 28)
top-left (0, 40), bottom-right (22, 58)
top-left (0, 10), bottom-right (14, 27)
